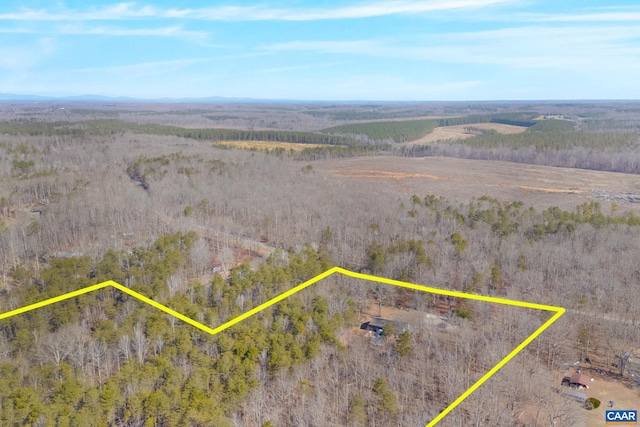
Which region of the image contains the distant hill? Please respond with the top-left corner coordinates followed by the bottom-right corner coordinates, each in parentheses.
top-left (0, 93), bottom-right (304, 104)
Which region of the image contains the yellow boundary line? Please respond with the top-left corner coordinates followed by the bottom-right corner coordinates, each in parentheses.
top-left (0, 266), bottom-right (564, 426)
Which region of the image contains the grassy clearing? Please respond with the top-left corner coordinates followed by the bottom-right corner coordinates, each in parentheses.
top-left (405, 123), bottom-right (528, 145)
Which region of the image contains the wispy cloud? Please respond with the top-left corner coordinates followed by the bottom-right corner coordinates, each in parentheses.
top-left (535, 11), bottom-right (640, 22)
top-left (69, 58), bottom-right (211, 78)
top-left (0, 27), bottom-right (33, 33)
top-left (3, 1), bottom-right (638, 100)
top-left (261, 62), bottom-right (344, 74)
top-left (265, 24), bottom-right (640, 70)
top-left (484, 5), bottom-right (640, 24)
top-left (521, 5), bottom-right (640, 23)
top-left (267, 40), bottom-right (376, 54)
top-left (178, 0), bottom-right (512, 21)
top-left (438, 24), bottom-right (640, 46)
top-left (0, 3), bottom-right (155, 21)
top-left (0, 38), bottom-right (56, 71)
top-left (56, 24), bottom-right (208, 39)
top-left (0, 0), bottom-right (513, 22)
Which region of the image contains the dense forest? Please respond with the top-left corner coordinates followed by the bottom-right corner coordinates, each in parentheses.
top-left (4, 105), bottom-right (640, 173)
top-left (0, 235), bottom-right (342, 426)
top-left (0, 102), bottom-right (639, 426)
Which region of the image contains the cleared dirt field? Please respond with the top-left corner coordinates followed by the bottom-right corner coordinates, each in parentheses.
top-left (216, 140), bottom-right (327, 151)
top-left (314, 156), bottom-right (640, 211)
top-left (406, 122), bottom-right (528, 146)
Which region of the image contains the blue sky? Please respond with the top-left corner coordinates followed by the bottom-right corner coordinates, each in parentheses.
top-left (1, 1), bottom-right (639, 100)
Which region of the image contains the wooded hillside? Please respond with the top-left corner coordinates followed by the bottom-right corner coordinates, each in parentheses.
top-left (0, 102), bottom-right (639, 426)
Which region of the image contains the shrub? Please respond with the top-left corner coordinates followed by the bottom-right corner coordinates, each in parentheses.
top-left (382, 323), bottom-right (396, 337)
top-left (585, 397), bottom-right (601, 410)
top-left (454, 305), bottom-right (473, 320)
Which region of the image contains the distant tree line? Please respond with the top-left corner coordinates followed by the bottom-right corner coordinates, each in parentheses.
top-left (303, 109), bottom-right (433, 121)
top-left (0, 119), bottom-right (359, 146)
top-left (436, 112), bottom-right (538, 127)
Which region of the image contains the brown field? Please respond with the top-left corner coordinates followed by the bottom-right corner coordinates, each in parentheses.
top-left (216, 140), bottom-right (328, 151)
top-left (407, 122), bottom-right (528, 145)
top-left (314, 156), bottom-right (640, 211)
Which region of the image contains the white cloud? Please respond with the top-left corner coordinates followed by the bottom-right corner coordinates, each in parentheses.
top-left (183, 0), bottom-right (512, 21)
top-left (55, 24), bottom-right (208, 39)
top-left (0, 27), bottom-right (33, 33)
top-left (523, 7), bottom-right (640, 23)
top-left (0, 3), bottom-right (155, 21)
top-left (265, 24), bottom-right (640, 70)
top-left (481, 5), bottom-right (640, 25)
top-left (0, 0), bottom-right (513, 22)
top-left (0, 37), bottom-right (57, 71)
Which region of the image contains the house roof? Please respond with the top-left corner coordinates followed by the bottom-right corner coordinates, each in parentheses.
top-left (570, 373), bottom-right (590, 386)
top-left (369, 317), bottom-right (393, 328)
top-left (368, 317), bottom-right (409, 331)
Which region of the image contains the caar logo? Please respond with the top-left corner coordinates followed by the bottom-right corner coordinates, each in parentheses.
top-left (606, 410), bottom-right (637, 425)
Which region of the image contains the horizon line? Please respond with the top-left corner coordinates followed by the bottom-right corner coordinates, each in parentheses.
top-left (1, 93), bottom-right (640, 104)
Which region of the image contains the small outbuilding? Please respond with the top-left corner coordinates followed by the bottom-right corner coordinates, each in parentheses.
top-left (569, 373), bottom-right (590, 389)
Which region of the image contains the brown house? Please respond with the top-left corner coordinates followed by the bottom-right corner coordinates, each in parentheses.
top-left (569, 373), bottom-right (590, 389)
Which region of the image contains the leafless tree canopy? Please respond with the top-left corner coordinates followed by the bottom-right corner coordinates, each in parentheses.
top-left (0, 102), bottom-right (638, 426)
